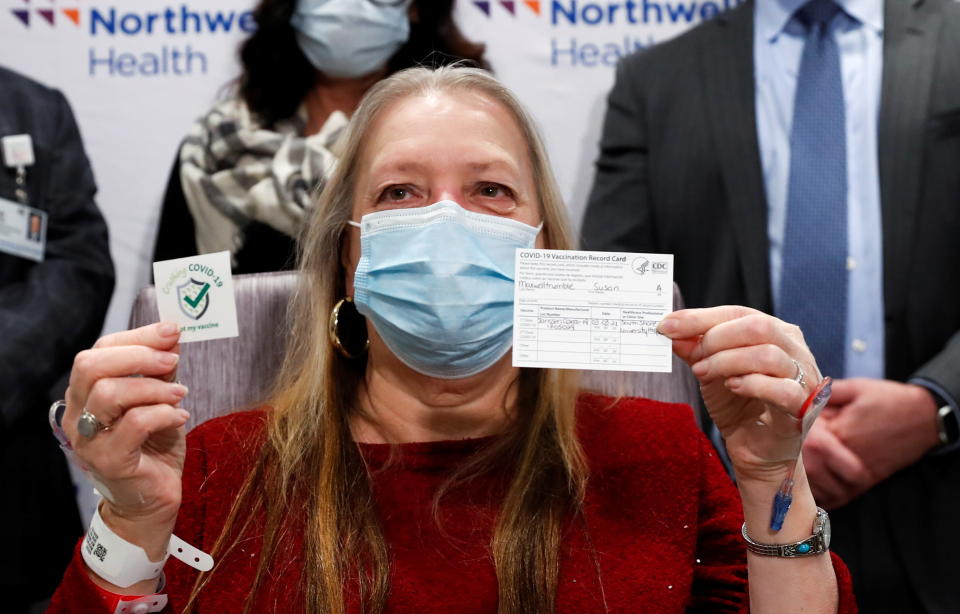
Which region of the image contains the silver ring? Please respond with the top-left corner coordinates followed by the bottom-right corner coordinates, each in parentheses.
top-left (77, 408), bottom-right (111, 439)
top-left (791, 359), bottom-right (807, 390)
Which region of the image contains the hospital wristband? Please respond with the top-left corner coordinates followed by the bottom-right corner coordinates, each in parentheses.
top-left (90, 581), bottom-right (168, 614)
top-left (82, 503), bottom-right (214, 589)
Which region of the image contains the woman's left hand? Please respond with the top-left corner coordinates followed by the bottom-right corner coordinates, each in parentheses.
top-left (658, 306), bottom-right (820, 483)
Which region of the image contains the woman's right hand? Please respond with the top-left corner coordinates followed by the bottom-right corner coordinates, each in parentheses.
top-left (63, 322), bottom-right (190, 565)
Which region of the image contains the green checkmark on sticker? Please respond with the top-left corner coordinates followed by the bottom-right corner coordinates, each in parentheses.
top-left (184, 282), bottom-right (210, 308)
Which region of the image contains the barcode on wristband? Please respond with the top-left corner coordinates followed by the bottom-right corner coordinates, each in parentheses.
top-left (84, 527), bottom-right (98, 555)
top-left (85, 526), bottom-right (109, 562)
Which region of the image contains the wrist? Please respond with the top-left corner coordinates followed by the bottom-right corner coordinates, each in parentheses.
top-left (101, 503), bottom-right (177, 562)
top-left (737, 460), bottom-right (817, 544)
top-left (907, 384), bottom-right (943, 451)
top-left (84, 501), bottom-right (214, 595)
top-left (83, 503), bottom-right (170, 592)
top-left (742, 507), bottom-right (831, 557)
top-left (914, 383), bottom-right (960, 449)
top-left (730, 456), bottom-right (801, 489)
top-left (742, 490), bottom-right (818, 546)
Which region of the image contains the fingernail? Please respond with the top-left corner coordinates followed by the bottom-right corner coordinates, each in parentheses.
top-left (159, 322), bottom-right (179, 336)
top-left (176, 409), bottom-right (190, 421)
top-left (726, 377), bottom-right (743, 389)
top-left (172, 384), bottom-right (188, 398)
top-left (657, 318), bottom-right (678, 336)
top-left (691, 360), bottom-right (708, 377)
top-left (158, 352), bottom-right (179, 367)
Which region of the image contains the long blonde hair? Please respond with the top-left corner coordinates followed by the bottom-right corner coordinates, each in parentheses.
top-left (185, 66), bottom-right (587, 614)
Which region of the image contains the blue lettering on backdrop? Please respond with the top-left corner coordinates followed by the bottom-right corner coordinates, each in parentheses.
top-left (551, 0), bottom-right (742, 25)
top-left (89, 46), bottom-right (209, 76)
top-left (547, 0), bottom-right (744, 68)
top-left (81, 4), bottom-right (255, 78)
top-left (551, 36), bottom-right (655, 67)
top-left (89, 5), bottom-right (255, 35)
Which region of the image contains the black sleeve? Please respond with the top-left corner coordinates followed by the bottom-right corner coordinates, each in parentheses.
top-left (912, 332), bottom-right (960, 410)
top-left (0, 88), bottom-right (115, 426)
top-left (580, 56), bottom-right (657, 253)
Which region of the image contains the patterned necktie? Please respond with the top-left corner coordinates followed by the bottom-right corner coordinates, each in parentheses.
top-left (778, 0), bottom-right (848, 379)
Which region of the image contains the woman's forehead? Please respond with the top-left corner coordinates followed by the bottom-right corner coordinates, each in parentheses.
top-left (361, 91), bottom-right (530, 170)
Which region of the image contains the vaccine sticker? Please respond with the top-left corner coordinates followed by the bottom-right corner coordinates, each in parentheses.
top-left (152, 251), bottom-right (239, 343)
top-left (2, 134), bottom-right (35, 168)
top-left (0, 196), bottom-right (46, 262)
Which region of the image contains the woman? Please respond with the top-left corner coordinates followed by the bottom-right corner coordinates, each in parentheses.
top-left (152, 0), bottom-right (487, 273)
top-left (50, 66), bottom-right (855, 612)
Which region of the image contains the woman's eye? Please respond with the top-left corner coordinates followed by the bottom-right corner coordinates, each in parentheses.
top-left (380, 186), bottom-right (412, 202)
top-left (478, 183), bottom-right (513, 199)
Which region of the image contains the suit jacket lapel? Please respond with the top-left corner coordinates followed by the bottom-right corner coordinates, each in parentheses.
top-left (878, 0), bottom-right (938, 320)
top-left (700, 2), bottom-right (773, 312)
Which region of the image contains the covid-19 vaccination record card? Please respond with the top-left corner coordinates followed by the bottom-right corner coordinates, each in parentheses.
top-left (513, 249), bottom-right (675, 373)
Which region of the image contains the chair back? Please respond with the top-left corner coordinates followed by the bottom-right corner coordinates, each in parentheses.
top-left (129, 271), bottom-right (296, 431)
top-left (130, 273), bottom-right (701, 431)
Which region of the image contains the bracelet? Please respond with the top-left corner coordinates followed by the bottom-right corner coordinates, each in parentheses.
top-left (742, 507), bottom-right (831, 558)
top-left (82, 503), bottom-right (214, 588)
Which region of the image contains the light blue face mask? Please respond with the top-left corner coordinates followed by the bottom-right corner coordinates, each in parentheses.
top-left (291, 0), bottom-right (410, 79)
top-left (350, 201), bottom-right (542, 379)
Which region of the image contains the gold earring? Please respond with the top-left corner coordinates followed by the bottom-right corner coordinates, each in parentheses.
top-left (329, 297), bottom-right (369, 359)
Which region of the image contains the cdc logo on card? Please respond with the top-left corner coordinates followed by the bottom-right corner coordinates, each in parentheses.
top-left (631, 257), bottom-right (650, 275)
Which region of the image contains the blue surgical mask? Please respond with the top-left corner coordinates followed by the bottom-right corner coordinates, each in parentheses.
top-left (350, 201), bottom-right (542, 379)
top-left (291, 0), bottom-right (410, 79)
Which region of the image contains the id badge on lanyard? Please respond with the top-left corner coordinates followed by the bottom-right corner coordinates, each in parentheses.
top-left (0, 133), bottom-right (47, 262)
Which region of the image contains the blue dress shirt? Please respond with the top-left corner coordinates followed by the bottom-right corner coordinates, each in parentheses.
top-left (754, 0), bottom-right (885, 379)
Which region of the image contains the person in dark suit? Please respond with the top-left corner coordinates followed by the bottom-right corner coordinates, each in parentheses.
top-left (0, 66), bottom-right (115, 612)
top-left (581, 1), bottom-right (960, 612)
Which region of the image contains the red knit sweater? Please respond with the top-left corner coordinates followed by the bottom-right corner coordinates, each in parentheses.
top-left (49, 394), bottom-right (856, 613)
